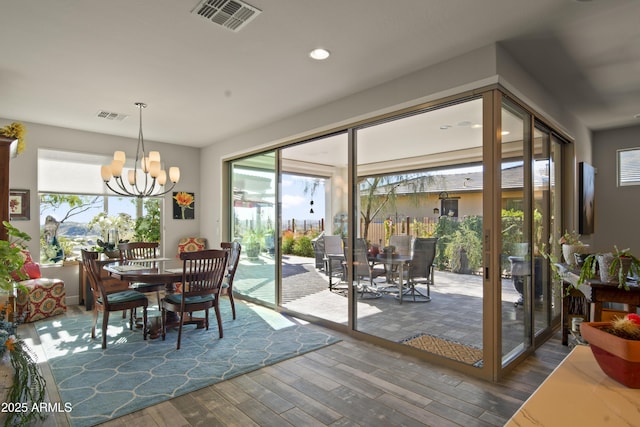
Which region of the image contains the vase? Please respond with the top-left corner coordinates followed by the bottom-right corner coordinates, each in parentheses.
top-left (580, 321), bottom-right (640, 388)
top-left (562, 244), bottom-right (589, 267)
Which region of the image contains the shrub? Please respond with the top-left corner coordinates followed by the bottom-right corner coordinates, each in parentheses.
top-left (282, 230), bottom-right (295, 254)
top-left (293, 236), bottom-right (314, 257)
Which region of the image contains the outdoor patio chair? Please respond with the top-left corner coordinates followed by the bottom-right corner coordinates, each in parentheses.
top-left (386, 235), bottom-right (412, 282)
top-left (81, 249), bottom-right (148, 349)
top-left (400, 237), bottom-right (437, 302)
top-left (221, 241), bottom-right (242, 319)
top-left (323, 235), bottom-right (345, 287)
top-left (161, 249), bottom-right (228, 349)
top-left (352, 238), bottom-right (385, 298)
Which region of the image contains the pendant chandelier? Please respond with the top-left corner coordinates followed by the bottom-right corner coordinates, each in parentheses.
top-left (101, 102), bottom-right (180, 198)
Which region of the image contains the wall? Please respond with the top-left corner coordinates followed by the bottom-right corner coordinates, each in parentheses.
top-left (4, 119), bottom-right (201, 303)
top-left (201, 44), bottom-right (592, 245)
top-left (591, 124), bottom-right (640, 254)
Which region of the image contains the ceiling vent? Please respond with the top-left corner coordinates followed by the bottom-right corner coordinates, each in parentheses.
top-left (96, 110), bottom-right (128, 121)
top-left (192, 0), bottom-right (261, 32)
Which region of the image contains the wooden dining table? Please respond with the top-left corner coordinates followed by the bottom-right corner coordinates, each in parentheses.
top-left (103, 258), bottom-right (206, 335)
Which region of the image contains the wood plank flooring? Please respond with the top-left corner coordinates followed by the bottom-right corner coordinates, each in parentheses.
top-left (25, 305), bottom-right (571, 427)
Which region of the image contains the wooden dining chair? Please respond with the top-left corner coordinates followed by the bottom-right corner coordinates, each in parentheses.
top-left (161, 249), bottom-right (229, 349)
top-left (220, 241), bottom-right (242, 319)
top-left (81, 249), bottom-right (148, 349)
top-left (118, 242), bottom-right (164, 310)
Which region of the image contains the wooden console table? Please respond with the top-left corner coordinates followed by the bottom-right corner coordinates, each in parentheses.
top-left (505, 345), bottom-right (640, 426)
top-left (559, 265), bottom-right (640, 345)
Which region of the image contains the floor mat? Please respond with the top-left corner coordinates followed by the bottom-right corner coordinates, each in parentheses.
top-left (401, 333), bottom-right (483, 366)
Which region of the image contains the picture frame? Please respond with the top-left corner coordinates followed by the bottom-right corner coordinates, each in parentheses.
top-left (579, 162), bottom-right (595, 235)
top-left (173, 191), bottom-right (195, 220)
top-left (9, 189), bottom-right (30, 220)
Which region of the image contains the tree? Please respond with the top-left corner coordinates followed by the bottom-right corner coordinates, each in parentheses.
top-left (133, 198), bottom-right (161, 242)
top-left (40, 194), bottom-right (102, 224)
top-left (359, 173), bottom-right (439, 243)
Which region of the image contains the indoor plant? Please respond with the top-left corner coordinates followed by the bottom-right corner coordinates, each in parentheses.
top-left (559, 230), bottom-right (589, 267)
top-left (580, 313), bottom-right (640, 388)
top-left (0, 221), bottom-right (47, 426)
top-left (578, 246), bottom-right (640, 290)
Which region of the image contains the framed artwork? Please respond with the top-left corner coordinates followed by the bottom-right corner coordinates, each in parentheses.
top-left (9, 189), bottom-right (30, 220)
top-left (579, 162), bottom-right (595, 234)
top-left (173, 191), bottom-right (195, 220)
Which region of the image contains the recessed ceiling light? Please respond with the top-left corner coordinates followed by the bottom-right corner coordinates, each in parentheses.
top-left (309, 48), bottom-right (330, 60)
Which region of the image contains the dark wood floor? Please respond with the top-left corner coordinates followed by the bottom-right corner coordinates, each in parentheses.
top-left (27, 305), bottom-right (571, 427)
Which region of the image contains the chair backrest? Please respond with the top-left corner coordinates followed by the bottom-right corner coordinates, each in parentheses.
top-left (81, 249), bottom-right (108, 303)
top-left (408, 238), bottom-right (438, 278)
top-left (353, 238), bottom-right (372, 277)
top-left (390, 235), bottom-right (412, 256)
top-left (119, 242), bottom-right (158, 261)
top-left (220, 241), bottom-right (242, 286)
top-left (324, 235), bottom-right (343, 255)
top-left (180, 249), bottom-right (228, 297)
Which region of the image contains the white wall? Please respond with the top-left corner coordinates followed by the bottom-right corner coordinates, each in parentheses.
top-left (591, 124), bottom-right (640, 254)
top-left (201, 44), bottom-right (592, 245)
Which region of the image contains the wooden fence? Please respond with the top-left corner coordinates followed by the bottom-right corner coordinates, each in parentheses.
top-left (282, 216), bottom-right (441, 244)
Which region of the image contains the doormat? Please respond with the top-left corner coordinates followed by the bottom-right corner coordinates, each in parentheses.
top-left (401, 333), bottom-right (483, 366)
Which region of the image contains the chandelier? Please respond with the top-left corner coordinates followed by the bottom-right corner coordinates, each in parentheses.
top-left (100, 102), bottom-right (180, 198)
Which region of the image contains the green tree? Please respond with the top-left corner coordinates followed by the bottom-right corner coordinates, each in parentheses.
top-left (40, 194), bottom-right (102, 224)
top-left (133, 198), bottom-right (161, 242)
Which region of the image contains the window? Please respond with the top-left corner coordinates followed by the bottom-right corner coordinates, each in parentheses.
top-left (618, 148), bottom-right (640, 186)
top-left (37, 149), bottom-right (162, 263)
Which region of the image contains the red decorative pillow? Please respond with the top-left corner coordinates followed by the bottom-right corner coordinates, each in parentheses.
top-left (23, 262), bottom-right (42, 279)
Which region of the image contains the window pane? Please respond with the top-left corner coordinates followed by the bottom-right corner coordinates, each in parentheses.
top-left (618, 148), bottom-right (640, 186)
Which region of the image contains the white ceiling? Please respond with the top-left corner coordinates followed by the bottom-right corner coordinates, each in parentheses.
top-left (1, 0), bottom-right (639, 149)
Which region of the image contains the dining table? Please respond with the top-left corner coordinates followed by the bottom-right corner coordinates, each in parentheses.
top-left (375, 253), bottom-right (412, 304)
top-left (103, 257), bottom-right (206, 335)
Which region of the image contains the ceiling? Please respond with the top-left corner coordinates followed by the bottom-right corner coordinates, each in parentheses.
top-left (1, 0), bottom-right (639, 150)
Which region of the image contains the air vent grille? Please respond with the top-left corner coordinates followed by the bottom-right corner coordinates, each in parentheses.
top-left (96, 110), bottom-right (128, 121)
top-left (192, 0), bottom-right (261, 32)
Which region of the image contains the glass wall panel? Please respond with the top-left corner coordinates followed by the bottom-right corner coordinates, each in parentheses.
top-left (354, 99), bottom-right (485, 366)
top-left (230, 152), bottom-right (277, 306)
top-left (501, 100), bottom-right (531, 362)
top-left (280, 133), bottom-right (349, 324)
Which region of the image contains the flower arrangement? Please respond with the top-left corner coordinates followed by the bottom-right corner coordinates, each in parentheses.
top-left (0, 122), bottom-right (26, 155)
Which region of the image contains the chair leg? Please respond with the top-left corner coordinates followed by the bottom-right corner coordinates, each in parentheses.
top-left (142, 306), bottom-right (148, 341)
top-left (161, 305), bottom-right (166, 341)
top-left (102, 311), bottom-right (110, 349)
top-left (214, 300), bottom-right (223, 338)
top-left (91, 307), bottom-right (98, 339)
top-left (176, 310), bottom-right (185, 350)
top-left (228, 290), bottom-right (236, 320)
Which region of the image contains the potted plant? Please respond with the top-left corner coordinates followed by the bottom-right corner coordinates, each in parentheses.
top-left (0, 221), bottom-right (47, 426)
top-left (578, 246), bottom-right (640, 290)
top-left (244, 229), bottom-right (261, 260)
top-left (580, 313), bottom-right (640, 388)
top-left (559, 230), bottom-right (589, 267)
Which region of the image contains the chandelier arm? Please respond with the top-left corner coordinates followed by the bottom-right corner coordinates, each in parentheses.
top-left (104, 180), bottom-right (136, 197)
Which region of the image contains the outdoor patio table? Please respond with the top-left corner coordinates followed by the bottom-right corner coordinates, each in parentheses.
top-left (376, 254), bottom-right (412, 304)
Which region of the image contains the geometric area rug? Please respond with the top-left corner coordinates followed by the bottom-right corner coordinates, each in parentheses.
top-left (35, 301), bottom-right (340, 427)
top-left (400, 333), bottom-right (483, 366)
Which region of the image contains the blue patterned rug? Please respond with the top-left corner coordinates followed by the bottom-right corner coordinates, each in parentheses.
top-left (36, 301), bottom-right (339, 426)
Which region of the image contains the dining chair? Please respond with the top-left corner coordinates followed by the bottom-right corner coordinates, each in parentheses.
top-left (161, 249), bottom-right (229, 349)
top-left (323, 235), bottom-right (345, 286)
top-left (81, 249), bottom-right (148, 349)
top-left (118, 242), bottom-right (164, 310)
top-left (401, 237), bottom-right (438, 302)
top-left (386, 234), bottom-right (412, 282)
top-left (351, 238), bottom-right (384, 298)
top-left (220, 241), bottom-right (242, 320)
